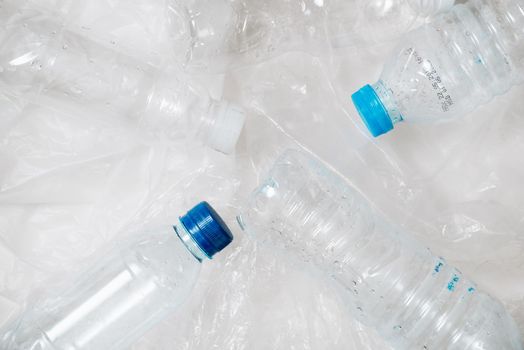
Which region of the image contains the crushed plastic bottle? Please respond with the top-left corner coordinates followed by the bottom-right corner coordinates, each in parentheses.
top-left (0, 202), bottom-right (234, 350)
top-left (5, 0), bottom-right (455, 72)
top-left (185, 0), bottom-right (456, 71)
top-left (352, 0), bottom-right (524, 137)
top-left (6, 0), bottom-right (191, 66)
top-left (324, 0), bottom-right (456, 48)
top-left (237, 150), bottom-right (523, 349)
top-left (0, 9), bottom-right (245, 154)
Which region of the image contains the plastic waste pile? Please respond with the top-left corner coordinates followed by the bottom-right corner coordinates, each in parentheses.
top-left (0, 0), bottom-right (523, 349)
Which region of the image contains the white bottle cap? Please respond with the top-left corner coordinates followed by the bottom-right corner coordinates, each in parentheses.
top-left (207, 101), bottom-right (246, 154)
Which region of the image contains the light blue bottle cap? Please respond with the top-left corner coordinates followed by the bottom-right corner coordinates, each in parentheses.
top-left (351, 84), bottom-right (393, 137)
top-left (180, 201), bottom-right (233, 258)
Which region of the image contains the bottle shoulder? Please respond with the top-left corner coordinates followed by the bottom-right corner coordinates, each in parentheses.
top-left (122, 231), bottom-right (201, 292)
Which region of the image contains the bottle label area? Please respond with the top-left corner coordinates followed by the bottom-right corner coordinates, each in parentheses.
top-left (405, 47), bottom-right (455, 112)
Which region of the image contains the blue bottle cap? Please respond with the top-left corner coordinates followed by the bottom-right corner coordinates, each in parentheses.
top-left (180, 201), bottom-right (233, 258)
top-left (351, 84), bottom-right (393, 137)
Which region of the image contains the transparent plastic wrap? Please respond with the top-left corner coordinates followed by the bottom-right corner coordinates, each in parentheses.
top-left (0, 1), bottom-right (524, 350)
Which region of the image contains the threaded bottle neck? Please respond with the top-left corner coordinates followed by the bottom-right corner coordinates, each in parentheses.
top-left (173, 220), bottom-right (209, 262)
top-left (371, 81), bottom-right (404, 125)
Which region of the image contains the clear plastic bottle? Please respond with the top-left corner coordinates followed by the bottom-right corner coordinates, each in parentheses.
top-left (352, 0), bottom-right (524, 137)
top-left (5, 0), bottom-right (192, 66)
top-left (5, 0), bottom-right (454, 72)
top-left (0, 202), bottom-right (234, 350)
top-left (324, 0), bottom-right (456, 49)
top-left (185, 0), bottom-right (456, 71)
top-left (0, 9), bottom-right (245, 154)
top-left (237, 150), bottom-right (523, 349)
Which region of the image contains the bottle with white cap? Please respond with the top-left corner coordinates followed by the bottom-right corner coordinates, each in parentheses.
top-left (352, 0), bottom-right (524, 137)
top-left (0, 202), bottom-right (234, 350)
top-left (0, 9), bottom-right (245, 153)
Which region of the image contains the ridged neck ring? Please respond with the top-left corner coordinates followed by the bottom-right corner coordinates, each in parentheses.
top-left (174, 220), bottom-right (209, 262)
top-left (371, 81), bottom-right (404, 125)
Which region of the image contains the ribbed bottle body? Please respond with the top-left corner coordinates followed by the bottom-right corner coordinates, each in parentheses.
top-left (378, 0), bottom-right (524, 123)
top-left (238, 150), bottom-right (523, 349)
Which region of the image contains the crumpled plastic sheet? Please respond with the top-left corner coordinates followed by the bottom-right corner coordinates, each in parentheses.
top-left (0, 0), bottom-right (523, 349)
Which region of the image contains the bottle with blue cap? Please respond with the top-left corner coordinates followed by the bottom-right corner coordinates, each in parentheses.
top-left (0, 202), bottom-right (233, 350)
top-left (352, 0), bottom-right (524, 137)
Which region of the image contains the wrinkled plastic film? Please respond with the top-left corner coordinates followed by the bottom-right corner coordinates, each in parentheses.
top-left (0, 1), bottom-right (523, 350)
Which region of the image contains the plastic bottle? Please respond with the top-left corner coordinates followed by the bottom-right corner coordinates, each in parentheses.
top-left (5, 0), bottom-right (191, 66)
top-left (0, 202), bottom-right (234, 350)
top-left (324, 0), bottom-right (456, 49)
top-left (185, 0), bottom-right (456, 71)
top-left (237, 150), bottom-right (523, 349)
top-left (5, 0), bottom-right (454, 72)
top-left (0, 9), bottom-right (245, 154)
top-left (352, 0), bottom-right (524, 137)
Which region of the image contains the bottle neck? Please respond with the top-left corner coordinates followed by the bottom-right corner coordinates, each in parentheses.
top-left (371, 80), bottom-right (403, 125)
top-left (173, 219), bottom-right (209, 262)
top-left (194, 97), bottom-right (219, 141)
